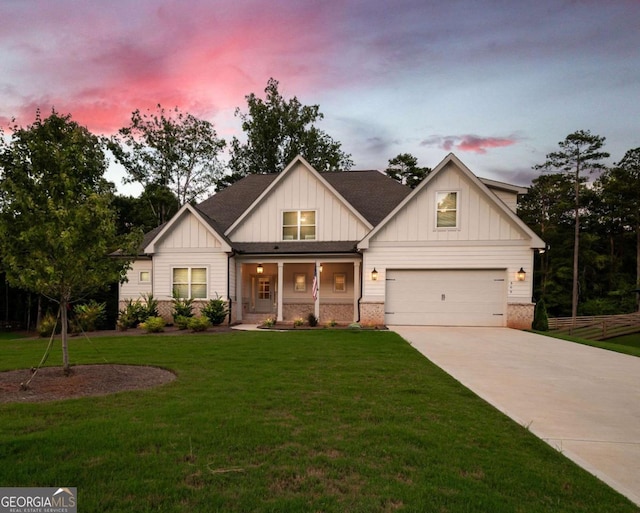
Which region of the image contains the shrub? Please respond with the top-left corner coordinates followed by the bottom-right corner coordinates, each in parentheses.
top-left (532, 298), bottom-right (549, 331)
top-left (307, 313), bottom-right (318, 327)
top-left (201, 294), bottom-right (228, 325)
top-left (174, 315), bottom-right (190, 330)
top-left (293, 317), bottom-right (304, 327)
top-left (262, 317), bottom-right (275, 328)
top-left (348, 322), bottom-right (361, 330)
top-left (118, 295), bottom-right (159, 330)
top-left (72, 300), bottom-right (106, 332)
top-left (139, 316), bottom-right (165, 333)
top-left (187, 316), bottom-right (210, 332)
top-left (172, 291), bottom-right (194, 320)
top-left (38, 313), bottom-right (61, 337)
top-left (326, 319), bottom-right (337, 328)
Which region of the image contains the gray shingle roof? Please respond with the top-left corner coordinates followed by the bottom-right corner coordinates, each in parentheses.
top-left (196, 170), bottom-right (411, 231)
top-left (139, 170), bottom-right (412, 255)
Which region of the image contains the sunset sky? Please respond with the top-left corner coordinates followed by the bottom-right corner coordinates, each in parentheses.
top-left (1, 0), bottom-right (638, 195)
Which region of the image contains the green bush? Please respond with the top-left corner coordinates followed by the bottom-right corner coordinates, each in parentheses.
top-left (201, 294), bottom-right (228, 325)
top-left (307, 313), bottom-right (318, 327)
top-left (38, 313), bottom-right (61, 337)
top-left (139, 316), bottom-right (165, 333)
top-left (172, 291), bottom-right (194, 320)
top-left (532, 298), bottom-right (549, 331)
top-left (174, 315), bottom-right (191, 330)
top-left (187, 316), bottom-right (210, 332)
top-left (72, 300), bottom-right (106, 332)
top-left (118, 295), bottom-right (159, 330)
top-left (293, 317), bottom-right (304, 327)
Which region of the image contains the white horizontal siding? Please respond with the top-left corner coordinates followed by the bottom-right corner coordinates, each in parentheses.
top-left (362, 244), bottom-right (534, 304)
top-left (152, 251), bottom-right (228, 301)
top-left (120, 260), bottom-right (153, 300)
top-left (373, 163), bottom-right (526, 243)
top-left (229, 162), bottom-right (369, 242)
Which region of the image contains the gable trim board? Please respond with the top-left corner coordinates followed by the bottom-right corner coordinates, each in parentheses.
top-left (119, 153), bottom-right (543, 329)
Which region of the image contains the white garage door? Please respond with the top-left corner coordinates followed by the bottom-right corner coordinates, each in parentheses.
top-left (385, 269), bottom-right (506, 326)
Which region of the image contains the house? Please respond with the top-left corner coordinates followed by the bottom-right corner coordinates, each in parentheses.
top-left (119, 153), bottom-right (545, 328)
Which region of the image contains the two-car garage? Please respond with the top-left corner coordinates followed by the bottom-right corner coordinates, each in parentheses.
top-left (384, 269), bottom-right (507, 327)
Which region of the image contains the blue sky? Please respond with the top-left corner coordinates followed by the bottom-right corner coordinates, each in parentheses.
top-left (1, 0), bottom-right (638, 195)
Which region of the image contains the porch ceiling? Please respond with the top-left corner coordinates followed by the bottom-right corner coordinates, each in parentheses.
top-left (233, 241), bottom-right (360, 255)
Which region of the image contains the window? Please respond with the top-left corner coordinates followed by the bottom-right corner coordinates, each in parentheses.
top-left (333, 273), bottom-right (346, 293)
top-left (282, 210), bottom-right (316, 240)
top-left (139, 271), bottom-right (151, 283)
top-left (436, 192), bottom-right (458, 228)
top-left (294, 274), bottom-right (307, 292)
top-left (173, 267), bottom-right (207, 299)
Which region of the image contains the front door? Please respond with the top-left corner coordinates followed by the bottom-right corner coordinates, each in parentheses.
top-left (255, 276), bottom-right (273, 313)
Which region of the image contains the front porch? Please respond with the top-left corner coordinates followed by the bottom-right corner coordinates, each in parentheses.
top-left (233, 258), bottom-right (361, 324)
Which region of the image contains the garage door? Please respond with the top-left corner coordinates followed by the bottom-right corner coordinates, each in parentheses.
top-left (385, 269), bottom-right (506, 326)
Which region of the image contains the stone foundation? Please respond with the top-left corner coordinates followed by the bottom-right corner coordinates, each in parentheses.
top-left (507, 303), bottom-right (534, 329)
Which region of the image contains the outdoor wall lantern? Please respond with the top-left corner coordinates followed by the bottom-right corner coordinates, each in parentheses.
top-left (257, 264), bottom-right (264, 274)
top-left (371, 268), bottom-right (379, 281)
top-left (516, 267), bottom-right (526, 281)
top-left (319, 264), bottom-right (323, 273)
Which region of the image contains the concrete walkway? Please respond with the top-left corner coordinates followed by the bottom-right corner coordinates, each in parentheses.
top-left (391, 326), bottom-right (640, 506)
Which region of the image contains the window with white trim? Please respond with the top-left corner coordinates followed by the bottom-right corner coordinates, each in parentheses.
top-left (173, 267), bottom-right (207, 299)
top-left (282, 210), bottom-right (316, 240)
top-left (333, 273), bottom-right (346, 293)
top-left (436, 192), bottom-right (458, 228)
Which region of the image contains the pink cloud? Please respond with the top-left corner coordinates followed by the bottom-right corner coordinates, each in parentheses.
top-left (0, 1), bottom-right (344, 135)
top-left (421, 134), bottom-right (519, 154)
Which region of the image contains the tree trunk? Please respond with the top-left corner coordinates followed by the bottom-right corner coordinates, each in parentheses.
top-left (572, 166), bottom-right (580, 322)
top-left (60, 298), bottom-right (71, 375)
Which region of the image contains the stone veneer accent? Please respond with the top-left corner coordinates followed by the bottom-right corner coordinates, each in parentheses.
top-left (506, 303), bottom-right (534, 330)
top-left (359, 302), bottom-right (385, 326)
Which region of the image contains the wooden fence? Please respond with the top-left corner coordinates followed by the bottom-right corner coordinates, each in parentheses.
top-left (547, 312), bottom-right (640, 340)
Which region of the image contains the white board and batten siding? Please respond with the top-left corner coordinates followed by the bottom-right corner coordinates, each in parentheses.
top-left (228, 162), bottom-right (369, 242)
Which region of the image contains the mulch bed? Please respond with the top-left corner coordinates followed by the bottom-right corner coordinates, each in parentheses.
top-left (0, 364), bottom-right (176, 404)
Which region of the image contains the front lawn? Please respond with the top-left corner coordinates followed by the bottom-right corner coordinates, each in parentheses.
top-left (1, 331), bottom-right (637, 512)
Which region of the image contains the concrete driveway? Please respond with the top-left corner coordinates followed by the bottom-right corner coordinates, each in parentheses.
top-left (391, 326), bottom-right (640, 506)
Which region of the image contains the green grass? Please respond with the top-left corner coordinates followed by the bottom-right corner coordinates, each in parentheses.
top-left (1, 331), bottom-right (638, 512)
top-left (537, 331), bottom-right (640, 358)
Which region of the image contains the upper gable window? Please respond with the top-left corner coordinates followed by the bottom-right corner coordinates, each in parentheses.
top-left (436, 192), bottom-right (458, 228)
top-left (282, 210), bottom-right (316, 241)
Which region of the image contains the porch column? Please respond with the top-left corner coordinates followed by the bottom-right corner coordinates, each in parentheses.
top-left (353, 260), bottom-right (360, 322)
top-left (314, 261), bottom-right (320, 320)
top-left (236, 261), bottom-right (243, 321)
top-left (277, 261), bottom-right (284, 322)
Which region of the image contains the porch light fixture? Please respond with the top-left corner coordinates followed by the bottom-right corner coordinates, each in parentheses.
top-left (371, 268), bottom-right (379, 281)
top-left (257, 264), bottom-right (264, 274)
top-left (516, 267), bottom-right (526, 281)
top-left (319, 264), bottom-right (323, 273)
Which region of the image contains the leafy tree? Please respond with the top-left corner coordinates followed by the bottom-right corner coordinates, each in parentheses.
top-left (596, 148), bottom-right (640, 310)
top-left (221, 78), bottom-right (352, 188)
top-left (518, 173), bottom-right (576, 313)
top-left (533, 130), bottom-right (609, 320)
top-left (112, 183), bottom-right (180, 234)
top-left (109, 105), bottom-right (225, 214)
top-left (0, 110), bottom-right (139, 374)
top-left (385, 153), bottom-right (430, 188)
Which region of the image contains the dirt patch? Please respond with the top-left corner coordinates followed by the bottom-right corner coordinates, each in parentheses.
top-left (0, 364), bottom-right (176, 404)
